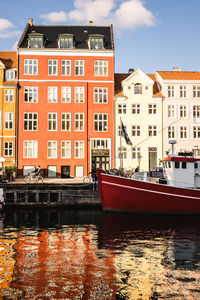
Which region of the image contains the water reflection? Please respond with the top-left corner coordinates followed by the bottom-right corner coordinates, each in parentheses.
top-left (0, 208), bottom-right (200, 299)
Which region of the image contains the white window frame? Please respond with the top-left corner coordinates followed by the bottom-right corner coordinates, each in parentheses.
top-left (5, 69), bottom-right (15, 81)
top-left (74, 60), bottom-right (84, 76)
top-left (48, 87), bottom-right (57, 103)
top-left (167, 85), bottom-right (175, 98)
top-left (23, 140), bottom-right (38, 158)
top-left (94, 113), bottom-right (108, 132)
top-left (132, 147), bottom-right (141, 160)
top-left (74, 113), bottom-right (84, 131)
top-left (148, 104), bottom-right (157, 114)
top-left (74, 141), bottom-right (84, 158)
top-left (148, 125), bottom-right (157, 137)
top-left (61, 87), bottom-right (71, 103)
top-left (179, 104), bottom-right (188, 118)
top-left (61, 60), bottom-right (71, 76)
top-left (118, 125), bottom-right (126, 136)
top-left (193, 86), bottom-right (200, 98)
top-left (118, 103), bottom-right (126, 114)
top-left (24, 59), bottom-right (38, 75)
top-left (132, 104), bottom-right (140, 114)
top-left (132, 125), bottom-right (140, 136)
top-left (47, 112), bottom-right (57, 131)
top-left (61, 113), bottom-right (71, 131)
top-left (193, 105), bottom-right (200, 123)
top-left (94, 60), bottom-right (108, 76)
top-left (47, 141), bottom-right (57, 158)
top-left (180, 85), bottom-right (187, 98)
top-left (193, 126), bottom-right (200, 139)
top-left (4, 141), bottom-right (13, 157)
top-left (23, 112), bottom-right (38, 131)
top-left (48, 60), bottom-right (58, 76)
top-left (93, 87), bottom-right (108, 103)
top-left (179, 125), bottom-right (189, 139)
top-left (168, 126), bottom-right (176, 139)
top-left (134, 83), bottom-right (142, 94)
top-left (61, 141), bottom-right (71, 158)
top-left (5, 89), bottom-right (14, 102)
top-left (4, 112), bottom-right (13, 130)
top-left (75, 87), bottom-right (84, 103)
top-left (24, 86), bottom-right (38, 103)
top-left (167, 104), bottom-right (176, 118)
top-left (118, 147), bottom-right (127, 159)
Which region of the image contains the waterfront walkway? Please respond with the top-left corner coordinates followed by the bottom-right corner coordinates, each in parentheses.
top-left (12, 177), bottom-right (85, 184)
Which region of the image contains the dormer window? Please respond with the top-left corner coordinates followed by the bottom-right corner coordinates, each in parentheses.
top-left (59, 34), bottom-right (74, 49)
top-left (89, 35), bottom-right (104, 50)
top-left (5, 69), bottom-right (15, 81)
top-left (134, 83), bottom-right (142, 94)
top-left (28, 33), bottom-right (44, 48)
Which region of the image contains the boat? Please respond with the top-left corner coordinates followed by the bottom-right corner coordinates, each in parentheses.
top-left (97, 141), bottom-right (200, 214)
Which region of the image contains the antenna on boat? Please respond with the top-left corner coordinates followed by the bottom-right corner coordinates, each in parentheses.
top-left (169, 140), bottom-right (177, 156)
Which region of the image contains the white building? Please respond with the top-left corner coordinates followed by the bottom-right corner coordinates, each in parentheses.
top-left (114, 69), bottom-right (163, 172)
top-left (156, 69), bottom-right (200, 157)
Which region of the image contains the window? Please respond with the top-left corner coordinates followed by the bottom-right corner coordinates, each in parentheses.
top-left (148, 125), bottom-right (157, 136)
top-left (118, 147), bottom-right (127, 159)
top-left (134, 83), bottom-right (142, 94)
top-left (61, 60), bottom-right (71, 76)
top-left (48, 60), bottom-right (57, 76)
top-left (118, 104), bottom-right (126, 114)
top-left (90, 36), bottom-right (104, 49)
top-left (5, 90), bottom-right (13, 102)
top-left (168, 126), bottom-right (175, 139)
top-left (48, 113), bottom-right (57, 131)
top-left (61, 87), bottom-right (71, 103)
top-left (24, 87), bottom-right (38, 103)
top-left (132, 125), bottom-right (140, 136)
top-left (74, 141), bottom-right (84, 158)
top-left (148, 104), bottom-right (157, 114)
top-left (48, 87), bottom-right (57, 103)
top-left (94, 114), bottom-right (107, 131)
top-left (118, 125), bottom-right (126, 136)
top-left (168, 105), bottom-right (176, 118)
top-left (94, 88), bottom-right (108, 103)
top-left (5, 69), bottom-right (15, 81)
top-left (182, 162), bottom-right (187, 169)
top-left (23, 141), bottom-right (37, 158)
top-left (74, 60), bottom-right (84, 76)
top-left (24, 113), bottom-right (38, 131)
top-left (193, 126), bottom-right (200, 138)
top-left (180, 105), bottom-right (187, 118)
top-left (24, 59), bottom-right (38, 75)
top-left (4, 142), bottom-right (12, 156)
top-left (75, 87), bottom-right (84, 103)
top-left (132, 104), bottom-right (140, 114)
top-left (132, 147), bottom-right (141, 159)
top-left (61, 113), bottom-right (71, 131)
top-left (168, 161), bottom-right (171, 168)
top-left (168, 85), bottom-right (174, 97)
top-left (180, 126), bottom-right (188, 139)
top-left (180, 85), bottom-right (186, 98)
top-left (5, 112), bottom-right (13, 129)
top-left (47, 141), bottom-right (57, 158)
top-left (94, 60), bottom-right (108, 76)
top-left (61, 141), bottom-right (71, 158)
top-left (193, 105), bottom-right (200, 121)
top-left (175, 161), bottom-right (179, 168)
top-left (59, 35), bottom-right (73, 49)
top-left (74, 113), bottom-right (84, 131)
top-left (193, 86), bottom-right (200, 98)
top-left (29, 35), bottom-right (43, 48)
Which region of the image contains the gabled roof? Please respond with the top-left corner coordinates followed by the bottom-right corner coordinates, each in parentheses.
top-left (18, 23), bottom-right (114, 50)
top-left (157, 71), bottom-right (200, 81)
top-left (122, 68), bottom-right (154, 84)
top-left (0, 51), bottom-right (17, 68)
top-left (147, 74), bottom-right (164, 98)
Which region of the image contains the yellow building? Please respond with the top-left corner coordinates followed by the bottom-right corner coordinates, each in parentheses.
top-left (0, 52), bottom-right (17, 169)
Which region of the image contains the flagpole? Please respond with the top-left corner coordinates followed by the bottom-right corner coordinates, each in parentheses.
top-left (120, 117), bottom-right (123, 171)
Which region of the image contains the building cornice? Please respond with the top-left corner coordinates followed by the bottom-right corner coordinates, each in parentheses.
top-left (18, 49), bottom-right (114, 57)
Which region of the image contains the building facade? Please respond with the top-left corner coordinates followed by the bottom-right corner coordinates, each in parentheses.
top-left (114, 69), bottom-right (163, 172)
top-left (17, 19), bottom-right (114, 177)
top-left (0, 52), bottom-right (17, 169)
top-left (156, 70), bottom-right (200, 156)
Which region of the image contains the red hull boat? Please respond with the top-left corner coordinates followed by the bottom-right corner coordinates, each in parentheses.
top-left (97, 169), bottom-right (200, 214)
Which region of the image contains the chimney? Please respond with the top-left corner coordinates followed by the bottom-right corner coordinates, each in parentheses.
top-left (128, 68), bottom-right (134, 74)
top-left (172, 67), bottom-right (180, 72)
top-left (89, 20), bottom-right (93, 26)
top-left (28, 18), bottom-right (33, 26)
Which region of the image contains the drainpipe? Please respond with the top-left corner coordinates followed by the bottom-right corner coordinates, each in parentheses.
top-left (87, 82), bottom-right (89, 175)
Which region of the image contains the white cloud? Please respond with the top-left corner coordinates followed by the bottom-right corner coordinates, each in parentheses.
top-left (0, 18), bottom-right (20, 38)
top-left (40, 11), bottom-right (68, 24)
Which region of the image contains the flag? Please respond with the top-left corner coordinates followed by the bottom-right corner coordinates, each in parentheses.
top-left (120, 121), bottom-right (132, 146)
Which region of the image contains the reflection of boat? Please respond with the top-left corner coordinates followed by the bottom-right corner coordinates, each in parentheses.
top-left (97, 141), bottom-right (200, 214)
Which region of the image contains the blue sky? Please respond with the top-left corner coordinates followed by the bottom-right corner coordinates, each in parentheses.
top-left (0, 0), bottom-right (200, 74)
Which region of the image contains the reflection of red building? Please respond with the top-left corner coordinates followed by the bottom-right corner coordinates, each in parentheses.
top-left (17, 19), bottom-right (114, 178)
top-left (13, 227), bottom-right (117, 298)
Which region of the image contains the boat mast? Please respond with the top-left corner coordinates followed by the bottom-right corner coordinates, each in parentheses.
top-left (120, 117), bottom-right (123, 171)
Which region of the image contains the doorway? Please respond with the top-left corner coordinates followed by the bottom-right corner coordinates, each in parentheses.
top-left (61, 166), bottom-right (70, 178)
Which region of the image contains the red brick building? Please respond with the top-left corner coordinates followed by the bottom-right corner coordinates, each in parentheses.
top-left (17, 19), bottom-right (114, 177)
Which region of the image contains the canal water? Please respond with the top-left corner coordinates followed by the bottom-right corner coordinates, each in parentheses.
top-left (0, 208), bottom-right (200, 299)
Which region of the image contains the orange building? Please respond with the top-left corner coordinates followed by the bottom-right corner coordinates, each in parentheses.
top-left (0, 52), bottom-right (17, 169)
top-left (17, 19), bottom-right (114, 177)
